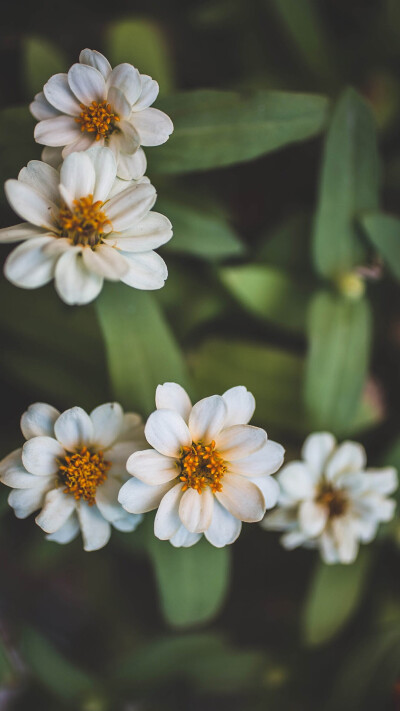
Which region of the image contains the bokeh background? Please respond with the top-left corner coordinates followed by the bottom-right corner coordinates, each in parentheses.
top-left (1, 1), bottom-right (400, 709)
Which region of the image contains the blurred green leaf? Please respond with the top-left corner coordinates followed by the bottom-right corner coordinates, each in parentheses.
top-left (147, 531), bottom-right (231, 627)
top-left (106, 17), bottom-right (174, 94)
top-left (220, 264), bottom-right (312, 333)
top-left (22, 36), bottom-right (66, 96)
top-left (0, 107), bottom-right (40, 204)
top-left (258, 211), bottom-right (312, 274)
top-left (96, 283), bottom-right (189, 415)
top-left (304, 291), bottom-right (372, 434)
top-left (303, 548), bottom-right (372, 646)
top-left (269, 0), bottom-right (338, 84)
top-left (190, 338), bottom-right (308, 436)
top-left (21, 627), bottom-right (95, 700)
top-left (158, 196), bottom-right (244, 260)
top-left (150, 89), bottom-right (329, 174)
top-left (313, 88), bottom-right (380, 278)
top-left (325, 624), bottom-right (400, 711)
top-left (360, 212), bottom-right (400, 281)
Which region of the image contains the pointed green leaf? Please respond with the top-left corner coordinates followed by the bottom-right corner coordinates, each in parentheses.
top-left (360, 212), bottom-right (400, 281)
top-left (313, 88), bottom-right (380, 278)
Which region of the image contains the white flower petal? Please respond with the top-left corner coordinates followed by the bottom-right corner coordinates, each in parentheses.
top-left (46, 512), bottom-right (80, 544)
top-left (120, 250), bottom-right (168, 290)
top-left (86, 145), bottom-right (117, 202)
top-left (170, 525), bottom-right (202, 548)
top-left (132, 108), bottom-right (173, 146)
top-left (221, 386), bottom-right (255, 427)
top-left (230, 440), bottom-right (285, 477)
top-left (108, 63), bottom-right (142, 105)
top-left (277, 462), bottom-right (315, 502)
top-left (0, 449), bottom-right (22, 477)
top-left (302, 432), bottom-right (336, 477)
top-left (4, 236), bottom-right (58, 289)
top-left (82, 245), bottom-right (129, 281)
top-left (18, 160), bottom-right (60, 205)
top-left (8, 484), bottom-right (49, 519)
top-left (107, 86), bottom-right (132, 119)
top-left (61, 133), bottom-right (96, 156)
top-left (331, 517), bottom-right (359, 564)
top-left (281, 529), bottom-right (307, 550)
top-left (145, 409), bottom-right (191, 457)
top-left (154, 482), bottom-right (183, 539)
top-left (68, 63), bottom-right (106, 104)
top-left (116, 147), bottom-right (147, 180)
top-left (35, 488), bottom-right (76, 533)
top-left (155, 383), bottom-right (192, 422)
top-left (112, 511), bottom-right (143, 532)
top-left (41, 146), bottom-right (63, 169)
top-left (126, 450), bottom-right (178, 485)
top-left (364, 468), bottom-right (398, 496)
top-left (204, 499), bottom-right (242, 547)
top-left (326, 441), bottom-right (367, 481)
top-left (55, 249), bottom-right (104, 305)
top-left (54, 406), bottom-right (94, 451)
top-left (60, 151), bottom-right (96, 199)
top-left (77, 503), bottom-right (111, 551)
top-left (107, 441), bottom-right (137, 468)
top-left (132, 75), bottom-right (159, 111)
top-left (118, 477), bottom-right (174, 513)
top-left (114, 120), bottom-right (140, 154)
top-left (188, 395), bottom-right (227, 443)
top-left (261, 507), bottom-right (297, 530)
top-left (43, 74), bottom-right (81, 115)
top-left (319, 532), bottom-right (340, 564)
top-left (34, 116), bottom-right (81, 147)
top-left (104, 212), bottom-right (172, 253)
top-left (2, 466), bottom-right (53, 490)
top-left (21, 403), bottom-right (60, 439)
top-left (95, 476), bottom-right (125, 523)
top-left (5, 179), bottom-right (57, 230)
top-left (30, 92), bottom-right (60, 120)
top-left (117, 413), bottom-right (144, 442)
top-left (22, 436), bottom-right (64, 476)
top-left (215, 425), bottom-right (267, 461)
top-left (79, 49), bottom-right (112, 80)
top-left (251, 475), bottom-right (280, 510)
top-left (105, 182), bottom-right (156, 231)
top-left (0, 223), bottom-right (45, 244)
top-left (298, 500), bottom-right (328, 537)
top-left (216, 473), bottom-right (265, 522)
top-left (89, 402), bottom-right (124, 449)
top-left (179, 486), bottom-right (214, 533)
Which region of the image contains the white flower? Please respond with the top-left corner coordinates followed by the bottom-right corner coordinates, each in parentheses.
top-left (30, 48), bottom-right (173, 180)
top-left (262, 432), bottom-right (398, 564)
top-left (0, 402), bottom-right (146, 551)
top-left (0, 146), bottom-right (172, 304)
top-left (118, 383), bottom-right (285, 548)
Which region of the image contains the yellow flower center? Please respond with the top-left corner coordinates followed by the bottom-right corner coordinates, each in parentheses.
top-left (58, 195), bottom-right (111, 246)
top-left (59, 446), bottom-right (111, 505)
top-left (316, 483), bottom-right (348, 518)
top-left (76, 100), bottom-right (120, 140)
top-left (179, 441), bottom-right (227, 494)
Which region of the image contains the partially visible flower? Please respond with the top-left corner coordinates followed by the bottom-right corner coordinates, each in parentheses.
top-left (30, 48), bottom-right (173, 180)
top-left (0, 146), bottom-right (172, 304)
top-left (262, 432), bottom-right (398, 564)
top-left (0, 402), bottom-right (146, 551)
top-left (118, 383), bottom-right (285, 548)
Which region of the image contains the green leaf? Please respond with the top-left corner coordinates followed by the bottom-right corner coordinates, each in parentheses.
top-left (157, 196), bottom-right (244, 260)
top-left (313, 88), bottom-right (380, 278)
top-left (21, 627), bottom-right (95, 700)
top-left (147, 526), bottom-right (231, 627)
top-left (360, 212), bottom-right (400, 281)
top-left (22, 36), bottom-right (66, 96)
top-left (190, 338), bottom-right (308, 436)
top-left (96, 283), bottom-right (189, 415)
top-left (106, 18), bottom-right (174, 94)
top-left (0, 107), bottom-right (40, 203)
top-left (149, 89), bottom-right (329, 174)
top-left (220, 264), bottom-right (312, 333)
top-left (257, 211), bottom-right (312, 274)
top-left (302, 548), bottom-right (372, 646)
top-left (304, 290), bottom-right (372, 434)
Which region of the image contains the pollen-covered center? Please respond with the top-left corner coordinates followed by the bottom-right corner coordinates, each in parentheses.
top-left (316, 483), bottom-right (348, 518)
top-left (179, 441), bottom-right (227, 494)
top-left (58, 446), bottom-right (111, 505)
top-left (76, 100), bottom-right (120, 140)
top-left (58, 195), bottom-right (111, 246)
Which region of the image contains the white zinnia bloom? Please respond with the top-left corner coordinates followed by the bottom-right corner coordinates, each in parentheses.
top-left (118, 383), bottom-right (285, 548)
top-left (0, 402), bottom-right (146, 551)
top-left (262, 432), bottom-right (398, 564)
top-left (0, 146), bottom-right (172, 304)
top-left (30, 48), bottom-right (173, 180)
